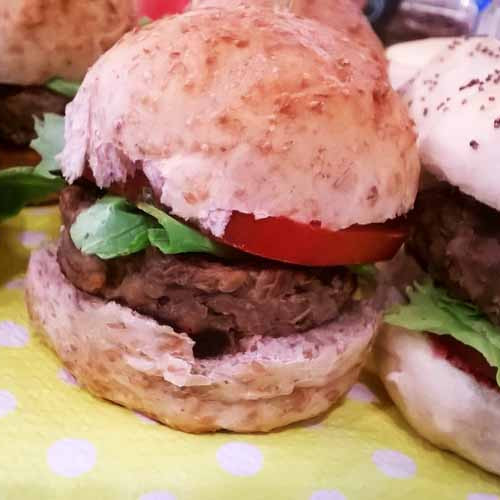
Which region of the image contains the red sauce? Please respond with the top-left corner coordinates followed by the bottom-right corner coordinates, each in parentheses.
top-left (430, 333), bottom-right (499, 391)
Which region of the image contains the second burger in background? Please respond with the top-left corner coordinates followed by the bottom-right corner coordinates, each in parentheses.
top-left (0, 0), bottom-right (137, 151)
top-left (26, 4), bottom-right (419, 432)
top-left (378, 37), bottom-right (500, 475)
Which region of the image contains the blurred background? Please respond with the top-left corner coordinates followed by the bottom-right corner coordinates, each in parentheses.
top-left (364, 0), bottom-right (500, 44)
top-left (138, 0), bottom-right (500, 44)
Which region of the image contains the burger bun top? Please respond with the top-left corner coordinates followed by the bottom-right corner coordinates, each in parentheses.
top-left (61, 5), bottom-right (419, 237)
top-left (386, 37), bottom-right (453, 90)
top-left (190, 0), bottom-right (385, 61)
top-left (400, 37), bottom-right (500, 212)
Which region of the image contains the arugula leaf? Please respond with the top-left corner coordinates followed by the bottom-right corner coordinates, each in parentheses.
top-left (0, 167), bottom-right (64, 221)
top-left (138, 203), bottom-right (236, 258)
top-left (0, 113), bottom-right (66, 222)
top-left (45, 78), bottom-right (81, 98)
top-left (385, 279), bottom-right (500, 386)
top-left (70, 196), bottom-right (237, 260)
top-left (31, 113), bottom-right (65, 178)
top-left (70, 197), bottom-right (154, 259)
top-left (349, 264), bottom-right (377, 279)
top-left (138, 16), bottom-right (152, 26)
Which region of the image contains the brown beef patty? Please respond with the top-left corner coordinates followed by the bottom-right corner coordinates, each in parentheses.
top-left (0, 84), bottom-right (69, 146)
top-left (407, 183), bottom-right (500, 327)
top-left (57, 185), bottom-right (357, 356)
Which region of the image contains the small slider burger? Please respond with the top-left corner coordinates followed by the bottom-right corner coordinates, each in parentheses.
top-left (378, 37), bottom-right (500, 474)
top-left (26, 4), bottom-right (419, 432)
top-left (0, 0), bottom-right (136, 150)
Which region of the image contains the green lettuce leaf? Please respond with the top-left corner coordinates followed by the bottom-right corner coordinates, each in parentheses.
top-left (385, 280), bottom-right (500, 386)
top-left (138, 203), bottom-right (236, 258)
top-left (70, 197), bottom-right (237, 259)
top-left (0, 113), bottom-right (66, 221)
top-left (138, 16), bottom-right (152, 26)
top-left (0, 167), bottom-right (64, 221)
top-left (349, 264), bottom-right (377, 279)
top-left (31, 113), bottom-right (65, 178)
top-left (45, 78), bottom-right (81, 98)
top-left (70, 197), bottom-right (154, 259)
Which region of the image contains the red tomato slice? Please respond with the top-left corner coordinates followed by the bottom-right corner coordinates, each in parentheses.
top-left (220, 212), bottom-right (407, 266)
top-left (82, 168), bottom-right (406, 266)
top-left (137, 0), bottom-right (189, 18)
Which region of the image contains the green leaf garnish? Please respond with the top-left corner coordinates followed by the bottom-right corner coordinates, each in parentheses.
top-left (0, 113), bottom-right (66, 221)
top-left (45, 78), bottom-right (81, 98)
top-left (138, 16), bottom-right (153, 26)
top-left (138, 203), bottom-right (235, 257)
top-left (70, 198), bottom-right (237, 260)
top-left (349, 264), bottom-right (377, 279)
top-left (0, 167), bottom-right (64, 221)
top-left (31, 113), bottom-right (65, 179)
top-left (70, 197), bottom-right (154, 259)
top-left (385, 279), bottom-right (500, 386)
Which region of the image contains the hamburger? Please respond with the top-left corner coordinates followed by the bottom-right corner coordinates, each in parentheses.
top-left (25, 5), bottom-right (419, 433)
top-left (0, 0), bottom-right (136, 154)
top-left (376, 37), bottom-right (500, 474)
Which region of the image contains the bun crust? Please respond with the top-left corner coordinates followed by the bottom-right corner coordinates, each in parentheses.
top-left (26, 246), bottom-right (380, 433)
top-left (375, 325), bottom-right (500, 475)
top-left (60, 7), bottom-right (419, 237)
top-left (401, 36), bottom-right (500, 211)
top-left (0, 0), bottom-right (137, 85)
top-left (190, 0), bottom-right (384, 60)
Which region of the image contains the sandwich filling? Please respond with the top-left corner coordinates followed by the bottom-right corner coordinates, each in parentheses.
top-left (3, 112), bottom-right (382, 360)
top-left (57, 184), bottom-right (358, 358)
top-left (386, 183), bottom-right (500, 389)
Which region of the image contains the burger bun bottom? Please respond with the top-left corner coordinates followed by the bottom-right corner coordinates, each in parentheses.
top-left (26, 245), bottom-right (380, 433)
top-left (375, 325), bottom-right (500, 475)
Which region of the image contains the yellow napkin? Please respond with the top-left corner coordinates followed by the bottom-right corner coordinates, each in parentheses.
top-left (1, 207), bottom-right (499, 499)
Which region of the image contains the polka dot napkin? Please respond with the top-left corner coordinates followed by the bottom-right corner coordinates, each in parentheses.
top-left (1, 206), bottom-right (499, 499)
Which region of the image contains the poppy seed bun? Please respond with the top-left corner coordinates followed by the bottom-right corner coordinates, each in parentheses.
top-left (189, 0), bottom-right (384, 61)
top-left (0, 0), bottom-right (137, 86)
top-left (385, 38), bottom-right (452, 90)
top-left (400, 37), bottom-right (500, 212)
top-left (26, 246), bottom-right (380, 433)
top-left (60, 6), bottom-right (419, 237)
top-left (375, 326), bottom-right (500, 475)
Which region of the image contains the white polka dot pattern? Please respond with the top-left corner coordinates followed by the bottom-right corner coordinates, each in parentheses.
top-left (139, 491), bottom-right (177, 500)
top-left (372, 449), bottom-right (416, 479)
top-left (18, 231), bottom-right (47, 249)
top-left (47, 439), bottom-right (96, 478)
top-left (0, 390), bottom-right (17, 417)
top-left (134, 411), bottom-right (159, 425)
top-left (347, 383), bottom-right (378, 403)
top-left (310, 490), bottom-right (347, 500)
top-left (468, 494), bottom-right (500, 500)
top-left (216, 442), bottom-right (263, 477)
top-left (5, 277), bottom-right (25, 290)
top-left (0, 321), bottom-right (29, 348)
top-left (57, 368), bottom-right (79, 386)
